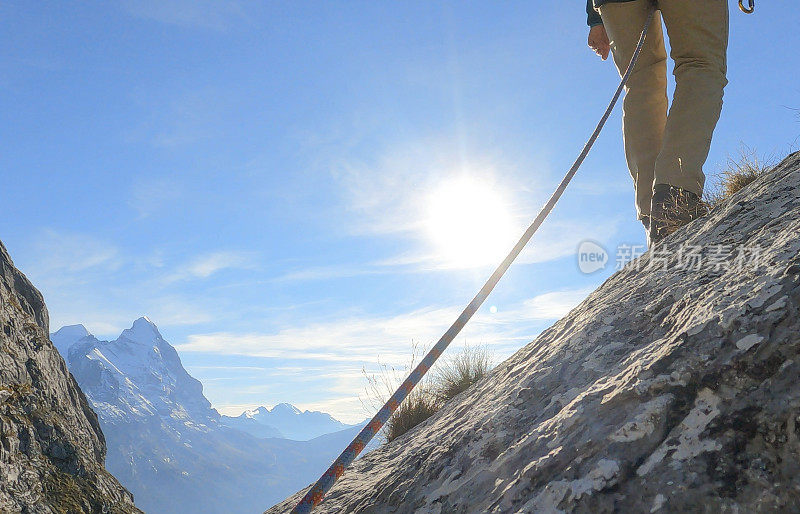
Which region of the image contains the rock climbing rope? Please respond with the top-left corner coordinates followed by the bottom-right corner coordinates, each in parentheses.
top-left (291, 4), bottom-right (658, 513)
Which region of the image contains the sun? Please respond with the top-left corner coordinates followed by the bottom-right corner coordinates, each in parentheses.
top-left (424, 175), bottom-right (519, 269)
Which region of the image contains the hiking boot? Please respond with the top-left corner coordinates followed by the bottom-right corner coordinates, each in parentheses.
top-left (649, 184), bottom-right (708, 245)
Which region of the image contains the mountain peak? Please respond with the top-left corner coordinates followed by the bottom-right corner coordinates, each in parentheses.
top-left (271, 403), bottom-right (302, 415)
top-left (119, 317), bottom-right (163, 345)
top-left (50, 324), bottom-right (92, 357)
top-left (52, 323), bottom-right (90, 339)
top-left (134, 315), bottom-right (156, 327)
top-left (242, 406), bottom-right (270, 419)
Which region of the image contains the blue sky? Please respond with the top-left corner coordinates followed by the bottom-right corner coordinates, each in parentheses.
top-left (1, 1), bottom-right (797, 423)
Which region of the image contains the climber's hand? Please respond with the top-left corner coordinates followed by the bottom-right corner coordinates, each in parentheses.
top-left (588, 25), bottom-right (610, 61)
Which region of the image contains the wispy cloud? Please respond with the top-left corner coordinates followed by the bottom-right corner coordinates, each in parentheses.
top-left (210, 373), bottom-right (375, 423)
top-left (322, 132), bottom-right (622, 275)
top-left (124, 87), bottom-right (236, 149)
top-left (272, 214), bottom-right (621, 282)
top-left (273, 264), bottom-right (384, 283)
top-left (370, 217), bottom-right (620, 273)
top-left (17, 230), bottom-right (235, 336)
top-left (331, 138), bottom-right (529, 238)
top-left (176, 306), bottom-right (461, 363)
top-left (176, 286), bottom-right (593, 362)
top-left (144, 296), bottom-right (216, 326)
top-left (48, 295), bottom-right (216, 340)
top-left (121, 0), bottom-right (248, 31)
top-left (128, 178), bottom-right (184, 218)
top-left (188, 365), bottom-right (269, 372)
top-left (29, 229), bottom-right (121, 276)
top-left (517, 218), bottom-right (622, 266)
top-left (213, 403), bottom-right (265, 417)
top-left (506, 287), bottom-right (595, 320)
top-left (186, 251), bottom-right (254, 278)
top-left (167, 250), bottom-right (257, 282)
top-left (295, 396), bottom-right (368, 424)
top-left (186, 285), bottom-right (593, 423)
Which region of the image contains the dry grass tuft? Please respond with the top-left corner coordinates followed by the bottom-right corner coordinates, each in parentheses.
top-left (705, 148), bottom-right (773, 208)
top-left (384, 388), bottom-right (439, 443)
top-left (432, 344), bottom-right (493, 403)
top-left (658, 191), bottom-right (709, 237)
top-left (361, 343), bottom-right (495, 444)
top-left (361, 342), bottom-right (436, 443)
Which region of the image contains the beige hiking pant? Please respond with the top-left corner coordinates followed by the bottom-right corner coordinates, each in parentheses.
top-left (599, 0), bottom-right (728, 218)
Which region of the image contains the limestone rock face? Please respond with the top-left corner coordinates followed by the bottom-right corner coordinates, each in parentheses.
top-left (268, 152), bottom-right (800, 513)
top-left (0, 242), bottom-right (140, 513)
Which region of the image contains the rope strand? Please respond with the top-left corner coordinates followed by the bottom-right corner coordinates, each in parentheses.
top-left (291, 5), bottom-right (656, 512)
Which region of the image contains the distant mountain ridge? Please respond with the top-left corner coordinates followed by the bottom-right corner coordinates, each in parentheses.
top-left (52, 318), bottom-right (376, 514)
top-left (222, 403), bottom-right (360, 441)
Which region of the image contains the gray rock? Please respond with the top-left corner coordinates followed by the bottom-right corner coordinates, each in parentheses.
top-left (268, 151), bottom-right (800, 513)
top-left (0, 241), bottom-right (140, 513)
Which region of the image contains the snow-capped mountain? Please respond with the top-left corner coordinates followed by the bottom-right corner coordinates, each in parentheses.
top-left (221, 403), bottom-right (359, 441)
top-left (50, 323), bottom-right (91, 356)
top-left (61, 317), bottom-right (216, 426)
top-left (53, 318), bottom-right (374, 514)
top-left (220, 410), bottom-right (285, 439)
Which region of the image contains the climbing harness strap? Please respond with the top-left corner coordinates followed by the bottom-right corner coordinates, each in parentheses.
top-left (291, 5), bottom-right (657, 513)
top-left (739, 0), bottom-right (755, 14)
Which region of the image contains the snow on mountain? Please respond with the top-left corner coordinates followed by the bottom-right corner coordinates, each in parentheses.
top-left (52, 317), bottom-right (373, 514)
top-left (223, 403), bottom-right (358, 441)
top-left (64, 316), bottom-right (215, 426)
top-left (50, 323), bottom-right (91, 356)
top-left (219, 409), bottom-right (285, 439)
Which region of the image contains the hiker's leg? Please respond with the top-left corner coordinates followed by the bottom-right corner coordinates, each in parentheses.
top-left (656, 0), bottom-right (729, 196)
top-left (599, 1), bottom-right (668, 220)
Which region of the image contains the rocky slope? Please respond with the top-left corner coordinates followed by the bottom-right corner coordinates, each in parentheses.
top-left (269, 152), bottom-right (800, 513)
top-left (0, 242), bottom-right (139, 513)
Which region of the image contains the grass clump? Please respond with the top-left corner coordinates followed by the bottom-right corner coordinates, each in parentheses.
top-left (385, 388), bottom-right (439, 443)
top-left (705, 148), bottom-right (773, 208)
top-left (432, 344), bottom-right (493, 403)
top-left (361, 343), bottom-right (436, 443)
top-left (362, 343), bottom-right (494, 444)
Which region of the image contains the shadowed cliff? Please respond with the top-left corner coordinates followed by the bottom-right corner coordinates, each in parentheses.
top-left (0, 241), bottom-right (140, 513)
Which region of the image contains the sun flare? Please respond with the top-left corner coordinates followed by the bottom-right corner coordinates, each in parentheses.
top-left (425, 176), bottom-right (519, 268)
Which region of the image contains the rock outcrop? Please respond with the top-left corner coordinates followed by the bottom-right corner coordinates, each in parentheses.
top-left (0, 242), bottom-right (139, 513)
top-left (269, 152), bottom-right (800, 513)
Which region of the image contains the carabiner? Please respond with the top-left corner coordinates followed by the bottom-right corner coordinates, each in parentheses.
top-left (739, 0), bottom-right (755, 14)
